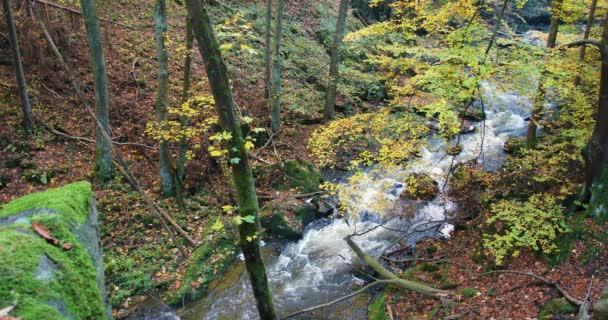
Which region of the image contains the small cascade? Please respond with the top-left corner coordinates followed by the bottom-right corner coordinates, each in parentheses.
top-left (179, 79), bottom-right (534, 320)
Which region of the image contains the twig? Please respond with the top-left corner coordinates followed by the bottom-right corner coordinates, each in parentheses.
top-left (30, 0), bottom-right (138, 30)
top-left (281, 280), bottom-right (392, 319)
top-left (36, 117), bottom-right (156, 150)
top-left (34, 10), bottom-right (197, 256)
top-left (481, 270), bottom-right (582, 306)
top-left (248, 152), bottom-right (271, 164)
top-left (253, 127), bottom-right (280, 157)
top-left (257, 190), bottom-right (326, 199)
top-left (382, 255), bottom-right (447, 263)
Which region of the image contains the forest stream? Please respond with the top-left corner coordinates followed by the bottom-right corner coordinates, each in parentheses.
top-left (132, 32), bottom-right (540, 320)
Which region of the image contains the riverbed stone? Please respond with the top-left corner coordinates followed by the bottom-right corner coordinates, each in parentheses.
top-left (0, 181), bottom-right (111, 320)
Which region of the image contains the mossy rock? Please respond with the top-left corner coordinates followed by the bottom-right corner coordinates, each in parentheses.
top-left (538, 298), bottom-right (577, 319)
top-left (0, 182), bottom-right (111, 319)
top-left (259, 198), bottom-right (326, 240)
top-left (254, 159), bottom-right (323, 194)
top-left (401, 173), bottom-right (439, 201)
top-left (459, 106), bottom-right (486, 122)
top-left (447, 145), bottom-right (463, 156)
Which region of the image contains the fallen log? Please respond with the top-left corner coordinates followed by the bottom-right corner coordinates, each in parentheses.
top-left (345, 235), bottom-right (451, 298)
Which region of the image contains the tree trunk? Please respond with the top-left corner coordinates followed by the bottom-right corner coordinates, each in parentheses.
top-left (2, 0), bottom-right (33, 133)
top-left (526, 0), bottom-right (562, 148)
top-left (264, 0), bottom-right (272, 99)
top-left (79, 0), bottom-right (114, 182)
top-left (185, 1), bottom-right (278, 319)
top-left (324, 0), bottom-right (350, 122)
top-left (575, 0), bottom-right (598, 86)
top-left (270, 0), bottom-right (285, 134)
top-left (582, 13), bottom-right (608, 218)
top-left (154, 0), bottom-right (175, 197)
top-left (177, 17), bottom-right (194, 191)
top-left (546, 0), bottom-right (562, 49)
top-left (580, 0), bottom-right (598, 61)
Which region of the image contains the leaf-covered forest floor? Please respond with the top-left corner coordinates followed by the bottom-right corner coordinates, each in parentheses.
top-left (0, 0), bottom-right (606, 319)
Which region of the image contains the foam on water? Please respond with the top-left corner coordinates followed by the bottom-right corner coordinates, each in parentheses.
top-left (183, 78), bottom-right (535, 320)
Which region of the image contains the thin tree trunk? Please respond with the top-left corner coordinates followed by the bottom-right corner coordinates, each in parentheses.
top-left (2, 0), bottom-right (33, 133)
top-left (177, 17), bottom-right (194, 191)
top-left (526, 0), bottom-right (562, 148)
top-left (580, 0), bottom-right (598, 61)
top-left (582, 13), bottom-right (608, 218)
top-left (154, 0), bottom-right (175, 197)
top-left (270, 0), bottom-right (285, 134)
top-left (324, 0), bottom-right (350, 122)
top-left (484, 0), bottom-right (508, 55)
top-left (79, 0), bottom-right (114, 181)
top-left (32, 5), bottom-right (192, 261)
top-left (185, 1), bottom-right (278, 319)
top-left (575, 0), bottom-right (598, 85)
top-left (264, 0), bottom-right (272, 99)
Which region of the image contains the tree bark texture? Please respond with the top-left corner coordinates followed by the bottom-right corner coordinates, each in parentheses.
top-left (185, 1), bottom-right (278, 319)
top-left (526, 0), bottom-right (562, 148)
top-left (2, 0), bottom-right (33, 133)
top-left (154, 0), bottom-right (175, 197)
top-left (79, 0), bottom-right (114, 182)
top-left (324, 0), bottom-right (350, 122)
top-left (270, 0), bottom-right (285, 134)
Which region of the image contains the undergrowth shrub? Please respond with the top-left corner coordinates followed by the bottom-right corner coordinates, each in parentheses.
top-left (483, 193), bottom-right (569, 264)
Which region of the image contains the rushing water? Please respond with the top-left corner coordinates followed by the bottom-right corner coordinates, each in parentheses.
top-left (173, 78), bottom-right (534, 320)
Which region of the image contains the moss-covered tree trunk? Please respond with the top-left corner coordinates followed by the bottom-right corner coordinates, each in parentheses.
top-left (79, 0), bottom-right (114, 182)
top-left (177, 17), bottom-right (194, 191)
top-left (526, 0), bottom-right (562, 148)
top-left (270, 0), bottom-right (285, 134)
top-left (324, 0), bottom-right (350, 122)
top-left (185, 1), bottom-right (277, 319)
top-left (583, 13), bottom-right (608, 219)
top-left (264, 0), bottom-right (273, 99)
top-left (154, 0), bottom-right (175, 197)
top-left (2, 0), bottom-right (33, 133)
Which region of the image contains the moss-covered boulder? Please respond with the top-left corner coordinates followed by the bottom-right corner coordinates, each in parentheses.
top-left (538, 298), bottom-right (577, 320)
top-left (0, 181), bottom-right (111, 320)
top-left (254, 159), bottom-right (323, 194)
top-left (260, 197), bottom-right (333, 240)
top-left (401, 173), bottom-right (439, 201)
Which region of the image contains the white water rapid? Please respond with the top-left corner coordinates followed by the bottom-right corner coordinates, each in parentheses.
top-left (177, 79), bottom-right (534, 320)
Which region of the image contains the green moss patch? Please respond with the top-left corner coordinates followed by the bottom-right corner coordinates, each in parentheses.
top-left (0, 182), bottom-right (107, 320)
top-left (0, 181), bottom-right (93, 224)
top-left (538, 298), bottom-right (577, 319)
top-left (368, 291), bottom-right (389, 320)
top-left (254, 159), bottom-right (323, 194)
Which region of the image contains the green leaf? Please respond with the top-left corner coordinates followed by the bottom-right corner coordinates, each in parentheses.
top-left (241, 215), bottom-right (255, 224)
top-left (211, 219), bottom-right (224, 231)
top-left (230, 157), bottom-right (241, 164)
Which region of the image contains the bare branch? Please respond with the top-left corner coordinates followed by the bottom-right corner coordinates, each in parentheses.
top-left (281, 279), bottom-right (392, 319)
top-left (31, 0), bottom-right (138, 30)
